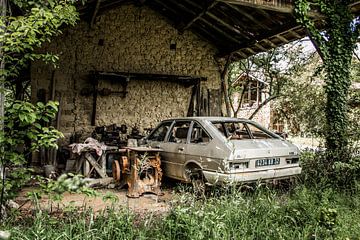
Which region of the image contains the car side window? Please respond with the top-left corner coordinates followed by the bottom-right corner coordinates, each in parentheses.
top-left (147, 122), bottom-right (172, 142)
top-left (190, 122), bottom-right (211, 144)
top-left (168, 121), bottom-right (191, 143)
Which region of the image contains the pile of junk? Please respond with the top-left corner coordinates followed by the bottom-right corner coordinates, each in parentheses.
top-left (53, 124), bottom-right (162, 198)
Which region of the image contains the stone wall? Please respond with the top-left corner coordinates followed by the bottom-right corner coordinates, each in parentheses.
top-left (31, 4), bottom-right (221, 143)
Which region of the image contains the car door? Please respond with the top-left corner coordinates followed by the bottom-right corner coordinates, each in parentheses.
top-left (185, 121), bottom-right (216, 172)
top-left (160, 120), bottom-right (191, 180)
top-left (147, 120), bottom-right (173, 151)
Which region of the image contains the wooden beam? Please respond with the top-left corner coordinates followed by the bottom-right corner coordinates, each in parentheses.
top-left (244, 47), bottom-right (256, 55)
top-left (180, 1), bottom-right (218, 32)
top-left (198, 18), bottom-right (242, 44)
top-left (263, 38), bottom-right (277, 48)
top-left (90, 0), bottom-right (101, 28)
top-left (219, 0), bottom-right (323, 18)
top-left (254, 42), bottom-right (268, 51)
top-left (218, 23), bottom-right (302, 57)
top-left (206, 11), bottom-right (252, 40)
top-left (218, 0), bottom-right (294, 14)
top-left (275, 34), bottom-right (289, 43)
top-left (157, 0), bottom-right (242, 44)
top-left (223, 2), bottom-right (271, 30)
top-left (289, 30), bottom-right (301, 38)
top-left (180, 0), bottom-right (252, 39)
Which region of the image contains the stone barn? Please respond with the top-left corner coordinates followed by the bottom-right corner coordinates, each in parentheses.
top-left (30, 0), bottom-right (338, 144)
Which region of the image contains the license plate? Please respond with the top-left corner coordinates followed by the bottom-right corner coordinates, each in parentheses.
top-left (255, 158), bottom-right (280, 167)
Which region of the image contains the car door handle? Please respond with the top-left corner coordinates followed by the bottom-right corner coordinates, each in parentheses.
top-left (178, 147), bottom-right (184, 151)
top-left (154, 145), bottom-right (161, 149)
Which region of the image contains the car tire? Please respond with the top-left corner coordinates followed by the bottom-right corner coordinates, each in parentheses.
top-left (189, 169), bottom-right (206, 198)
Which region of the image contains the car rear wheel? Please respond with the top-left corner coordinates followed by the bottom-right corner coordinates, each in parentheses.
top-left (189, 169), bottom-right (206, 197)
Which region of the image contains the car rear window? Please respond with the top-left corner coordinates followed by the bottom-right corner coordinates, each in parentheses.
top-left (211, 121), bottom-right (276, 140)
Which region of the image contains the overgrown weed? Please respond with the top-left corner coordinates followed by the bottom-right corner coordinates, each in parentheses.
top-left (3, 152), bottom-right (360, 239)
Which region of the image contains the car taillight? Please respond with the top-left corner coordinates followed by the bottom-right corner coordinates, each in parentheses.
top-left (286, 158), bottom-right (299, 164)
top-left (230, 162), bottom-right (249, 170)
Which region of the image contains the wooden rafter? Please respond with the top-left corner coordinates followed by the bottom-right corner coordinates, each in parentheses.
top-left (218, 22), bottom-right (301, 57)
top-left (90, 0), bottom-right (102, 28)
top-left (180, 1), bottom-right (218, 32)
top-left (181, 0), bottom-right (252, 39)
top-left (276, 34), bottom-right (289, 43)
top-left (205, 12), bottom-right (251, 40)
top-left (155, 0), bottom-right (242, 44)
top-left (223, 2), bottom-right (271, 30)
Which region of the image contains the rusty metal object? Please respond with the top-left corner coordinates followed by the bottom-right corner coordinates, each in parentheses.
top-left (112, 147), bottom-right (163, 198)
top-left (121, 156), bottom-right (129, 173)
top-left (112, 160), bottom-right (121, 182)
top-left (127, 152), bottom-right (163, 198)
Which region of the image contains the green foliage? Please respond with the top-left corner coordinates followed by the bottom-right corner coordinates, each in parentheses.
top-left (0, 0), bottom-right (79, 79)
top-left (272, 53), bottom-right (327, 136)
top-left (0, 101), bottom-right (63, 202)
top-left (1, 100), bottom-right (63, 159)
top-left (0, 0), bottom-right (83, 211)
top-left (227, 41), bottom-right (316, 119)
top-left (294, 0), bottom-right (359, 157)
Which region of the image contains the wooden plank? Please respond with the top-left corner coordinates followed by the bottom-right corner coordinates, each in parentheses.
top-left (84, 152), bottom-right (108, 178)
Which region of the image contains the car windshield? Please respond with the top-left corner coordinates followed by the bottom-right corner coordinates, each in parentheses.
top-left (210, 121), bottom-right (277, 140)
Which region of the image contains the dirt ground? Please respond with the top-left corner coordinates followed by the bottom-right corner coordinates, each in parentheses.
top-left (16, 186), bottom-right (175, 215)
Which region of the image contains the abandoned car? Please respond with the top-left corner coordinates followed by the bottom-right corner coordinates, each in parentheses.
top-left (144, 117), bottom-right (301, 185)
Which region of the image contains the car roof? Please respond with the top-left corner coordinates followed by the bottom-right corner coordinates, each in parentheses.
top-left (161, 116), bottom-right (252, 122)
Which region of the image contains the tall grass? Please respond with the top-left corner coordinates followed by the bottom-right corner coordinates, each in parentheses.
top-left (3, 183), bottom-right (360, 240)
top-left (3, 151), bottom-right (360, 239)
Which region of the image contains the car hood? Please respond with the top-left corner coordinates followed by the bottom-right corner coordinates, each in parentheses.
top-left (229, 139), bottom-right (299, 160)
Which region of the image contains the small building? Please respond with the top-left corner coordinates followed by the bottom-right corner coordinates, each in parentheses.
top-left (231, 73), bottom-right (270, 127)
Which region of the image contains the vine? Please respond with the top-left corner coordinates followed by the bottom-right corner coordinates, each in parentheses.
top-left (294, 0), bottom-right (359, 165)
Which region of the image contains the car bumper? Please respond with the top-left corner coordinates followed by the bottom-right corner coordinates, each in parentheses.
top-left (203, 166), bottom-right (302, 184)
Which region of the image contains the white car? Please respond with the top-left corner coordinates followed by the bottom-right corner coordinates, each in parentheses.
top-left (144, 117), bottom-right (301, 186)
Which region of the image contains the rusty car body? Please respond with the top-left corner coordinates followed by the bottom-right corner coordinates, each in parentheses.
top-left (143, 117), bottom-right (301, 185)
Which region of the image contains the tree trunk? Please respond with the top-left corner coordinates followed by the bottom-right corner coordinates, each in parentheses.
top-left (249, 95), bottom-right (277, 120)
top-left (220, 56), bottom-right (232, 117)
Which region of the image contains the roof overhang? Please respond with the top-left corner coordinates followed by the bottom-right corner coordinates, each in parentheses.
top-left (79, 0), bottom-right (360, 61)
